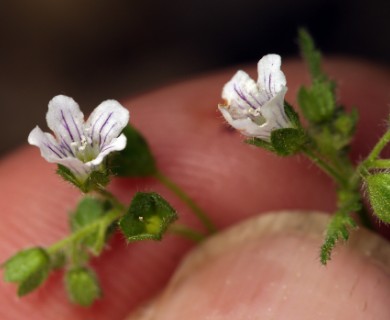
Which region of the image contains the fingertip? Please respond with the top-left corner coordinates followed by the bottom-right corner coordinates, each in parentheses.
top-left (127, 212), bottom-right (390, 320)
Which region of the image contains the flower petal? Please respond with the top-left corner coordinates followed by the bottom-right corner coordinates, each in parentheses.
top-left (219, 107), bottom-right (269, 139)
top-left (222, 71), bottom-right (269, 116)
top-left (46, 95), bottom-right (85, 145)
top-left (260, 87), bottom-right (289, 131)
top-left (28, 126), bottom-right (91, 177)
top-left (86, 100), bottom-right (129, 148)
top-left (28, 126), bottom-right (68, 162)
top-left (89, 133), bottom-right (127, 166)
top-left (257, 54), bottom-right (286, 96)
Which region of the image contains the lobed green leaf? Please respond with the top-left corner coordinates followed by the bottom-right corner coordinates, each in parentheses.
top-left (297, 82), bottom-right (335, 124)
top-left (320, 212), bottom-right (357, 264)
top-left (298, 28), bottom-right (326, 82)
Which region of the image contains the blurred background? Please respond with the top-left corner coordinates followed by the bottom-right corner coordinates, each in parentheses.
top-left (0, 0), bottom-right (389, 155)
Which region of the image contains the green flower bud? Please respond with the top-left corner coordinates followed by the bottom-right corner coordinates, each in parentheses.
top-left (2, 247), bottom-right (51, 296)
top-left (119, 192), bottom-right (178, 242)
top-left (365, 173), bottom-right (390, 223)
top-left (65, 267), bottom-right (101, 306)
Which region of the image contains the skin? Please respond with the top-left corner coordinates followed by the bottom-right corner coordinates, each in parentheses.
top-left (0, 58), bottom-right (389, 319)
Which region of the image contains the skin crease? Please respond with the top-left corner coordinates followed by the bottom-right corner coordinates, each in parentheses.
top-left (0, 58), bottom-right (389, 319)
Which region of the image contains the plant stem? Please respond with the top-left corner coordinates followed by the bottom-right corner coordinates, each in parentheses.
top-left (169, 224), bottom-right (206, 243)
top-left (95, 188), bottom-right (125, 211)
top-left (47, 209), bottom-right (122, 256)
top-left (302, 148), bottom-right (347, 187)
top-left (364, 159), bottom-right (390, 170)
top-left (364, 128), bottom-right (390, 164)
top-left (154, 171), bottom-right (217, 234)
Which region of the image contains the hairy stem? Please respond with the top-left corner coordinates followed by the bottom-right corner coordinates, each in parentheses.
top-left (169, 223), bottom-right (206, 243)
top-left (154, 171), bottom-right (217, 234)
top-left (302, 148), bottom-right (348, 187)
top-left (47, 209), bottom-right (122, 256)
top-left (364, 128), bottom-right (390, 164)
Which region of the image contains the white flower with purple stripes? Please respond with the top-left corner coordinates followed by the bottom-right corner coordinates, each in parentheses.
top-left (28, 95), bottom-right (129, 182)
top-left (219, 54), bottom-right (291, 141)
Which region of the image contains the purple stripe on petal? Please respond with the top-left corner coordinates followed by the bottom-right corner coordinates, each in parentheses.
top-left (249, 92), bottom-right (267, 107)
top-left (70, 114), bottom-right (82, 140)
top-left (60, 137), bottom-right (75, 156)
top-left (91, 112), bottom-right (105, 144)
top-left (99, 112), bottom-right (113, 145)
top-left (51, 143), bottom-right (67, 157)
top-left (234, 84), bottom-right (257, 110)
top-left (45, 143), bottom-right (63, 158)
top-left (101, 123), bottom-right (116, 148)
top-left (61, 110), bottom-right (75, 142)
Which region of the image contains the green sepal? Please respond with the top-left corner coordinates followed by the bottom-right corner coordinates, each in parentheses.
top-left (57, 165), bottom-right (110, 193)
top-left (57, 165), bottom-right (81, 189)
top-left (297, 82), bottom-right (335, 124)
top-left (65, 267), bottom-right (101, 306)
top-left (84, 170), bottom-right (110, 192)
top-left (119, 192), bottom-right (178, 242)
top-left (108, 125), bottom-right (157, 177)
top-left (365, 173), bottom-right (390, 223)
top-left (284, 101), bottom-right (301, 128)
top-left (270, 128), bottom-right (306, 156)
top-left (245, 138), bottom-right (275, 152)
top-left (320, 212), bottom-right (357, 265)
top-left (2, 247), bottom-right (51, 296)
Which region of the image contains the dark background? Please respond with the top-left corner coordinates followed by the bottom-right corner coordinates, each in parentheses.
top-left (0, 0), bottom-right (389, 155)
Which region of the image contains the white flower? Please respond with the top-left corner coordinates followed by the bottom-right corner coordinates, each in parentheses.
top-left (28, 95), bottom-right (129, 181)
top-left (219, 54), bottom-right (290, 140)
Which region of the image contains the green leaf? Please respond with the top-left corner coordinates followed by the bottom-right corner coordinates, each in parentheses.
top-left (108, 125), bottom-right (157, 177)
top-left (3, 247), bottom-right (51, 296)
top-left (65, 267), bottom-right (101, 306)
top-left (119, 192), bottom-right (178, 241)
top-left (298, 28), bottom-right (326, 82)
top-left (70, 196), bottom-right (110, 252)
top-left (320, 212), bottom-right (356, 264)
top-left (270, 128), bottom-right (306, 156)
top-left (70, 197), bottom-right (106, 232)
top-left (365, 173), bottom-right (390, 223)
top-left (297, 82), bottom-right (335, 123)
